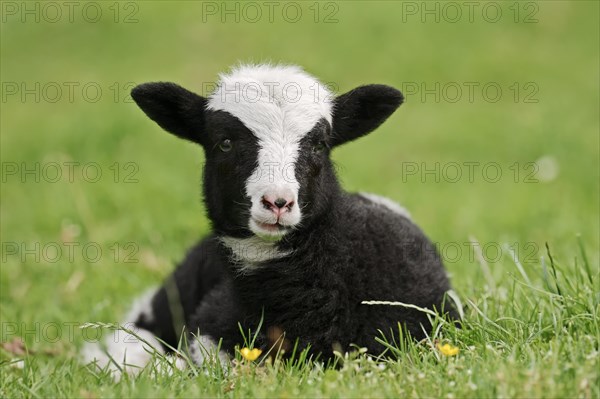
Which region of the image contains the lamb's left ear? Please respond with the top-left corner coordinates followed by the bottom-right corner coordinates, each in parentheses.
top-left (330, 84), bottom-right (403, 147)
top-left (131, 82), bottom-right (207, 145)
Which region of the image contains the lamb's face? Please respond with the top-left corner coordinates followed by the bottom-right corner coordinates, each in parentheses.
top-left (201, 114), bottom-right (335, 240)
top-left (131, 64), bottom-right (403, 242)
top-left (203, 66), bottom-right (334, 239)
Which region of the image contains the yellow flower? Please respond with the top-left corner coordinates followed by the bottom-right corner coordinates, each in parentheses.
top-left (437, 342), bottom-right (459, 356)
top-left (240, 347), bottom-right (262, 361)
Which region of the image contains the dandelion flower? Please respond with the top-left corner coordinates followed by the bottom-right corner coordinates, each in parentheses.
top-left (437, 343), bottom-right (459, 356)
top-left (240, 347), bottom-right (262, 361)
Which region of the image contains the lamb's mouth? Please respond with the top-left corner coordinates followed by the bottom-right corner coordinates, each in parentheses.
top-left (250, 219), bottom-right (292, 238)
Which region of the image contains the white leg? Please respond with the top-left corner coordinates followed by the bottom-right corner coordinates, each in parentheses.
top-left (81, 327), bottom-right (165, 380)
top-left (81, 288), bottom-right (186, 380)
top-left (188, 333), bottom-right (229, 369)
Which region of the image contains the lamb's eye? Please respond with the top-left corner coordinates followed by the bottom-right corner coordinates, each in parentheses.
top-left (219, 139), bottom-right (233, 152)
top-left (313, 141), bottom-right (327, 153)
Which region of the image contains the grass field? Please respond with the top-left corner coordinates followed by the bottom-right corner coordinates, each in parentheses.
top-left (1, 1), bottom-right (599, 397)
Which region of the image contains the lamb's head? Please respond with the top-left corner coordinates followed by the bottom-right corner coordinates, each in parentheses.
top-left (131, 64), bottom-right (403, 240)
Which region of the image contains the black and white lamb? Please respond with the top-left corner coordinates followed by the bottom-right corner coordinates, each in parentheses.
top-left (83, 64), bottom-right (456, 375)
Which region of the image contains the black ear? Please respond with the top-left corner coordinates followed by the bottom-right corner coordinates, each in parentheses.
top-left (131, 82), bottom-right (207, 144)
top-left (330, 84), bottom-right (403, 147)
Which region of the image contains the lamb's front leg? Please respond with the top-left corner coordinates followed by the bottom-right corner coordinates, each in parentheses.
top-left (81, 237), bottom-right (226, 378)
top-left (187, 278), bottom-right (247, 368)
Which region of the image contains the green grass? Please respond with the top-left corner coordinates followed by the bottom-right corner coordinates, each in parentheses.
top-left (1, 1), bottom-right (598, 397)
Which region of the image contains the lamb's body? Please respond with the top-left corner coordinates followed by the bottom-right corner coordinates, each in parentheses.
top-left (135, 192), bottom-right (451, 361)
top-left (82, 64), bottom-right (455, 375)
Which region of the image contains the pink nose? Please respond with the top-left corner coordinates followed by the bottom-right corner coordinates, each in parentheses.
top-left (261, 195), bottom-right (295, 216)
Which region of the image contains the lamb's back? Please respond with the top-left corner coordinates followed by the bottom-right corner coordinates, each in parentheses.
top-left (329, 193), bottom-right (453, 342)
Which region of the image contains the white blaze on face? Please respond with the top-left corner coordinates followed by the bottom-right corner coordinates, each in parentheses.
top-left (207, 64), bottom-right (333, 238)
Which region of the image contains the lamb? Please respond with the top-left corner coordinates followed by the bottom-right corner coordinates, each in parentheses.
top-left (82, 64), bottom-right (456, 376)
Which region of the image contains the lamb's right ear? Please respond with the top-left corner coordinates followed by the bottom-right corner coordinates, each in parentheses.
top-left (131, 82), bottom-right (207, 144)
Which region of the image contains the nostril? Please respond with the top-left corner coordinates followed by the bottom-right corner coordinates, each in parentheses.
top-left (261, 197), bottom-right (274, 210)
top-left (286, 201), bottom-right (295, 210)
top-left (274, 198), bottom-right (287, 209)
